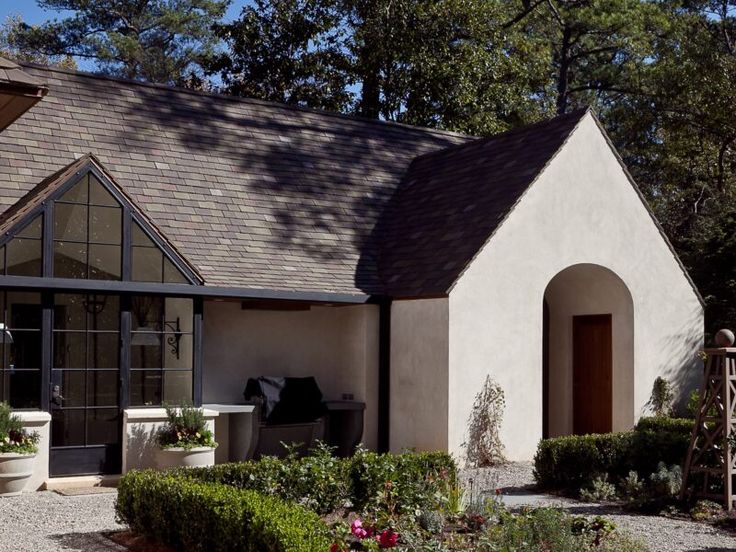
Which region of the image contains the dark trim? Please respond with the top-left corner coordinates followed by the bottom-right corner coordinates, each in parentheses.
top-left (120, 295), bottom-right (131, 410)
top-left (377, 298), bottom-right (391, 452)
top-left (0, 275), bottom-right (371, 303)
top-left (122, 210), bottom-right (131, 281)
top-left (42, 202), bottom-right (53, 278)
top-left (193, 297), bottom-right (203, 406)
top-left (41, 292), bottom-right (52, 410)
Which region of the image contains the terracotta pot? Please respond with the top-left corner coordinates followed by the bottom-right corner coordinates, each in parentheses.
top-left (155, 446), bottom-right (215, 469)
top-left (0, 453), bottom-right (35, 497)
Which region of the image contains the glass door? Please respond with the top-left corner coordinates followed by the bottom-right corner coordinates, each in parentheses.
top-left (50, 293), bottom-right (121, 476)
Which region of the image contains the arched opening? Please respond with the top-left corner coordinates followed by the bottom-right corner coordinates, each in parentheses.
top-left (543, 264), bottom-right (634, 437)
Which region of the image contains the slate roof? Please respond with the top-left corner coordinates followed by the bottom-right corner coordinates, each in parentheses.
top-left (0, 64), bottom-right (470, 296)
top-left (378, 109), bottom-right (587, 297)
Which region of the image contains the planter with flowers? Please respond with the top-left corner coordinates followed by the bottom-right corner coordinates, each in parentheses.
top-left (0, 402), bottom-right (39, 496)
top-left (155, 402), bottom-right (217, 469)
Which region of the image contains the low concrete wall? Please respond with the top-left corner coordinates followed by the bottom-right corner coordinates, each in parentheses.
top-left (14, 410), bottom-right (51, 491)
top-left (122, 408), bottom-right (218, 473)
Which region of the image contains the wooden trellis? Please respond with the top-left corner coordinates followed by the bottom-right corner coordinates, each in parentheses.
top-left (681, 347), bottom-right (736, 509)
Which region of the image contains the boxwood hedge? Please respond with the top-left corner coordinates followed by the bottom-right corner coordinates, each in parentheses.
top-left (534, 416), bottom-right (693, 491)
top-left (116, 470), bottom-right (332, 552)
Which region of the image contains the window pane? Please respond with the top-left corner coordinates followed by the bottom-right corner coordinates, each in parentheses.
top-left (54, 369), bottom-right (85, 408)
top-left (0, 245), bottom-right (5, 274)
top-left (16, 216), bottom-right (42, 239)
top-left (87, 408), bottom-right (119, 445)
top-left (132, 246), bottom-right (162, 282)
top-left (88, 333), bottom-right (119, 369)
top-left (7, 292), bottom-right (41, 329)
top-left (54, 242), bottom-right (87, 279)
top-left (87, 371), bottom-right (118, 407)
top-left (6, 370), bottom-right (40, 409)
top-left (54, 203), bottom-right (87, 242)
top-left (164, 298), bottom-right (193, 332)
top-left (6, 238), bottom-right (41, 277)
top-left (131, 370), bottom-right (162, 406)
top-left (59, 175), bottom-right (88, 204)
top-left (131, 296), bottom-right (163, 331)
top-left (88, 244), bottom-right (121, 280)
top-left (53, 332), bottom-right (86, 369)
top-left (132, 223), bottom-right (154, 247)
top-left (85, 295), bottom-right (119, 331)
top-left (131, 334), bottom-right (161, 369)
top-left (163, 371), bottom-right (192, 404)
top-left (89, 175), bottom-right (118, 206)
top-left (51, 409), bottom-right (85, 446)
top-left (89, 206), bottom-right (121, 245)
top-left (163, 334), bottom-right (192, 369)
top-left (163, 257), bottom-right (189, 284)
top-left (54, 294), bottom-right (87, 330)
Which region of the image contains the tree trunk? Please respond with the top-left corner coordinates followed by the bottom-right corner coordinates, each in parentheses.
top-left (556, 26), bottom-right (572, 115)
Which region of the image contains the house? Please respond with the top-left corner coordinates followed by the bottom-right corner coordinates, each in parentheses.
top-left (0, 58), bottom-right (703, 488)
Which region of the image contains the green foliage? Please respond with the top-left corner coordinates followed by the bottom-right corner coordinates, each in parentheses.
top-left (9, 0), bottom-right (228, 85)
top-left (580, 475), bottom-right (618, 502)
top-left (534, 416), bottom-right (691, 492)
top-left (648, 462), bottom-right (682, 499)
top-left (619, 471), bottom-right (644, 500)
top-left (649, 377), bottom-right (674, 417)
top-left (157, 401), bottom-right (217, 450)
top-left (174, 446), bottom-right (455, 516)
top-left (116, 470), bottom-right (332, 552)
top-left (690, 499), bottom-right (723, 521)
top-left (0, 402), bottom-right (39, 454)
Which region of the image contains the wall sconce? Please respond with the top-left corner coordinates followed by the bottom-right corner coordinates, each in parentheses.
top-left (131, 317), bottom-right (182, 359)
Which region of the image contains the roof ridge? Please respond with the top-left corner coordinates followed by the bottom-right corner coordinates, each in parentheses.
top-left (409, 108), bottom-right (590, 164)
top-left (18, 61), bottom-right (472, 141)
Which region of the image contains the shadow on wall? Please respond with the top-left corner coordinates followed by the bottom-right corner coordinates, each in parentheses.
top-left (657, 307), bottom-right (705, 413)
top-left (126, 423), bottom-right (159, 471)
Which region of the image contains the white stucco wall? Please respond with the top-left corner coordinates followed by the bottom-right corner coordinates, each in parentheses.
top-left (202, 301), bottom-right (380, 450)
top-left (448, 113), bottom-right (704, 461)
top-left (14, 410), bottom-right (51, 491)
top-left (389, 298), bottom-right (449, 452)
top-left (544, 264), bottom-right (635, 436)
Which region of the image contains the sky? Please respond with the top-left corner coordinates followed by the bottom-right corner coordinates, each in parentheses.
top-left (0, 0), bottom-right (251, 70)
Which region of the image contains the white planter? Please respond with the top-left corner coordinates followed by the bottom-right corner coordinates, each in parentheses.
top-left (155, 447), bottom-right (215, 469)
top-left (0, 453), bottom-right (35, 497)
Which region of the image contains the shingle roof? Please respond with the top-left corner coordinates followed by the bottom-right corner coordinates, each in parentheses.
top-left (378, 109), bottom-right (588, 297)
top-left (0, 65), bottom-right (470, 295)
top-left (0, 57), bottom-right (48, 132)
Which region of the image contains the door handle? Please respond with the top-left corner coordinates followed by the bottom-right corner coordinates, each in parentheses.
top-left (51, 384), bottom-right (64, 406)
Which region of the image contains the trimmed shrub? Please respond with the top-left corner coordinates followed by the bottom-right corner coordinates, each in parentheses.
top-left (173, 447), bottom-right (456, 516)
top-left (116, 470), bottom-right (332, 552)
top-left (534, 417), bottom-right (693, 492)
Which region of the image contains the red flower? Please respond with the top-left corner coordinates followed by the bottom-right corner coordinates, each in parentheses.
top-left (377, 529), bottom-right (399, 548)
top-left (330, 544), bottom-right (343, 552)
top-left (495, 488), bottom-right (502, 495)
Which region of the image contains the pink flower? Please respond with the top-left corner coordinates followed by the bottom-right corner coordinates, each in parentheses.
top-left (377, 529), bottom-right (399, 548)
top-left (351, 519), bottom-right (368, 539)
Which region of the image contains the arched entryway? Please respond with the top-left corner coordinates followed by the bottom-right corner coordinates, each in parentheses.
top-left (543, 264), bottom-right (634, 438)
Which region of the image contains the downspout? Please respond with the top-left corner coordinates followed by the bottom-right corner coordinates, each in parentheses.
top-left (378, 297), bottom-right (392, 452)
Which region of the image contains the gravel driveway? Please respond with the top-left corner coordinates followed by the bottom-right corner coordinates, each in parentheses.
top-left (462, 462), bottom-right (736, 552)
top-left (0, 491), bottom-right (123, 552)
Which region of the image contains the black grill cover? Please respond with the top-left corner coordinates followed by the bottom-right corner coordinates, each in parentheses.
top-left (244, 376), bottom-right (326, 424)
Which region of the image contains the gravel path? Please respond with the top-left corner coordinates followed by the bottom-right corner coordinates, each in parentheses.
top-left (462, 462), bottom-right (736, 552)
top-left (0, 491), bottom-right (124, 552)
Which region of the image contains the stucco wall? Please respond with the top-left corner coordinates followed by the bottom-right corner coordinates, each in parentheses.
top-left (389, 298), bottom-right (449, 452)
top-left (544, 264), bottom-right (635, 436)
top-left (202, 301), bottom-right (379, 450)
top-left (448, 113), bottom-right (704, 461)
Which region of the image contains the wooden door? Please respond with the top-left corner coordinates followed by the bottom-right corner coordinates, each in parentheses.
top-left (573, 314), bottom-right (612, 435)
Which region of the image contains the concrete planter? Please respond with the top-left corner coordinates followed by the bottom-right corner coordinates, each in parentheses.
top-left (0, 453), bottom-right (35, 497)
top-left (155, 446), bottom-right (215, 469)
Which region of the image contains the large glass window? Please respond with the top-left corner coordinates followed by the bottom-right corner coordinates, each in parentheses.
top-left (130, 296), bottom-right (193, 406)
top-left (51, 294), bottom-right (120, 447)
top-left (0, 291), bottom-right (42, 408)
top-left (53, 174), bottom-right (122, 280)
top-left (0, 216), bottom-right (43, 277)
top-left (132, 223), bottom-right (188, 283)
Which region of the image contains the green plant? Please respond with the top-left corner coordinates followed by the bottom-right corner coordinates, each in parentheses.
top-left (418, 510), bottom-right (444, 534)
top-left (690, 499), bottom-right (722, 521)
top-left (0, 401), bottom-right (38, 454)
top-left (649, 377), bottom-right (674, 417)
top-left (648, 462), bottom-right (682, 498)
top-left (463, 376), bottom-right (506, 467)
top-left (619, 471), bottom-right (644, 499)
top-left (116, 470), bottom-right (332, 552)
top-left (580, 475), bottom-right (617, 502)
top-left (157, 401), bottom-right (217, 450)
